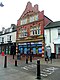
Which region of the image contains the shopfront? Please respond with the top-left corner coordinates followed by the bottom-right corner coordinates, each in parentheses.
top-left (0, 43), bottom-right (16, 55)
top-left (18, 42), bottom-right (42, 56)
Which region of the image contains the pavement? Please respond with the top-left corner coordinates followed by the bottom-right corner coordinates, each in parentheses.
top-left (0, 54), bottom-right (60, 80)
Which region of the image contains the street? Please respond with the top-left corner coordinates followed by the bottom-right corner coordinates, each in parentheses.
top-left (0, 55), bottom-right (60, 80)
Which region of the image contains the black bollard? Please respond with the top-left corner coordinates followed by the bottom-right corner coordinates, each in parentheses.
top-left (4, 55), bottom-right (7, 68)
top-left (26, 57), bottom-right (28, 64)
top-left (30, 55), bottom-right (32, 62)
top-left (13, 53), bottom-right (14, 59)
top-left (37, 59), bottom-right (41, 79)
top-left (15, 60), bottom-right (17, 66)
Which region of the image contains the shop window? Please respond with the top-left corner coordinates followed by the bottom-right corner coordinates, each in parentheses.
top-left (38, 48), bottom-right (42, 54)
top-left (33, 48), bottom-right (36, 54)
top-left (58, 47), bottom-right (60, 54)
top-left (0, 47), bottom-right (1, 54)
top-left (20, 48), bottom-right (23, 54)
top-left (24, 48), bottom-right (27, 54)
top-left (58, 28), bottom-right (60, 37)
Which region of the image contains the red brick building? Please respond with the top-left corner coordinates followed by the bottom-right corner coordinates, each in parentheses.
top-left (16, 2), bottom-right (52, 57)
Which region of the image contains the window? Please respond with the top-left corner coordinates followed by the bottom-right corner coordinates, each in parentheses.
top-left (0, 37), bottom-right (2, 43)
top-left (49, 29), bottom-right (51, 43)
top-left (34, 15), bottom-right (38, 21)
top-left (19, 29), bottom-right (27, 38)
top-left (30, 26), bottom-right (40, 36)
top-left (20, 19), bottom-right (27, 25)
top-left (30, 16), bottom-right (34, 22)
top-left (29, 15), bottom-right (38, 23)
top-left (2, 37), bottom-right (4, 43)
top-left (58, 47), bottom-right (60, 54)
top-left (58, 28), bottom-right (60, 37)
top-left (7, 35), bottom-right (11, 41)
top-left (20, 15), bottom-right (38, 25)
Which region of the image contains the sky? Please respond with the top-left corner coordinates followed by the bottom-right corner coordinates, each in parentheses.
top-left (0, 0), bottom-right (60, 30)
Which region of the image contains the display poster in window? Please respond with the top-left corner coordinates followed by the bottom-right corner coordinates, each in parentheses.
top-left (24, 48), bottom-right (27, 54)
top-left (38, 48), bottom-right (42, 54)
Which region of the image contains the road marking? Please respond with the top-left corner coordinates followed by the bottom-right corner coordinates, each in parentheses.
top-left (22, 67), bottom-right (28, 70)
top-left (21, 64), bottom-right (36, 70)
top-left (46, 67), bottom-right (58, 70)
top-left (41, 73), bottom-right (47, 77)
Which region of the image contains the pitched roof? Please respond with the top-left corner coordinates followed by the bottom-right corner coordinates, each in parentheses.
top-left (44, 21), bottom-right (60, 29)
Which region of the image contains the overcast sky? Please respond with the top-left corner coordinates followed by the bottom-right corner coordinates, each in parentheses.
top-left (0, 0), bottom-right (60, 30)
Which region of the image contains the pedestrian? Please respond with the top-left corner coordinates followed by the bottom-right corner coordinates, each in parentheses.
top-left (31, 50), bottom-right (34, 58)
top-left (17, 50), bottom-right (21, 60)
top-left (44, 50), bottom-right (49, 63)
top-left (1, 50), bottom-right (4, 56)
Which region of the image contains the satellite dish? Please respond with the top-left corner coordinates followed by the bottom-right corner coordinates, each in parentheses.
top-left (0, 2), bottom-right (4, 7)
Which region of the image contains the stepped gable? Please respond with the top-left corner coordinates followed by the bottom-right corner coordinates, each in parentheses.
top-left (20, 1), bottom-right (39, 19)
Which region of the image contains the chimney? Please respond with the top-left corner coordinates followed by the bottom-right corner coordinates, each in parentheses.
top-left (2, 27), bottom-right (5, 31)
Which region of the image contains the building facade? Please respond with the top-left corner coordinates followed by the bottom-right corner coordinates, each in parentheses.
top-left (0, 24), bottom-right (16, 55)
top-left (44, 21), bottom-right (60, 58)
top-left (16, 2), bottom-right (52, 57)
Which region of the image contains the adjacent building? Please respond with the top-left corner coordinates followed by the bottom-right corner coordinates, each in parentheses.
top-left (16, 2), bottom-right (52, 57)
top-left (44, 21), bottom-right (60, 58)
top-left (0, 24), bottom-right (16, 55)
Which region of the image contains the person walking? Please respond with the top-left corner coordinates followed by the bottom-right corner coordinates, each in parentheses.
top-left (44, 47), bottom-right (49, 63)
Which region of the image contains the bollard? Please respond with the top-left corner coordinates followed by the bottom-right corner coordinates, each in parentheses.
top-left (26, 57), bottom-right (28, 64)
top-left (37, 59), bottom-right (41, 79)
top-left (30, 55), bottom-right (32, 62)
top-left (13, 54), bottom-right (14, 59)
top-left (4, 55), bottom-right (7, 68)
top-left (15, 60), bottom-right (17, 66)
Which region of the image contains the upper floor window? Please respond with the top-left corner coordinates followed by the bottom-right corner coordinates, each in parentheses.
top-left (0, 37), bottom-right (2, 43)
top-left (2, 37), bottom-right (4, 43)
top-left (7, 35), bottom-right (11, 41)
top-left (49, 29), bottom-right (51, 43)
top-left (30, 16), bottom-right (34, 22)
top-left (20, 19), bottom-right (27, 25)
top-left (20, 15), bottom-right (38, 25)
top-left (29, 15), bottom-right (38, 23)
top-left (30, 26), bottom-right (40, 36)
top-left (58, 28), bottom-right (60, 37)
top-left (34, 15), bottom-right (38, 21)
top-left (19, 29), bottom-right (27, 38)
